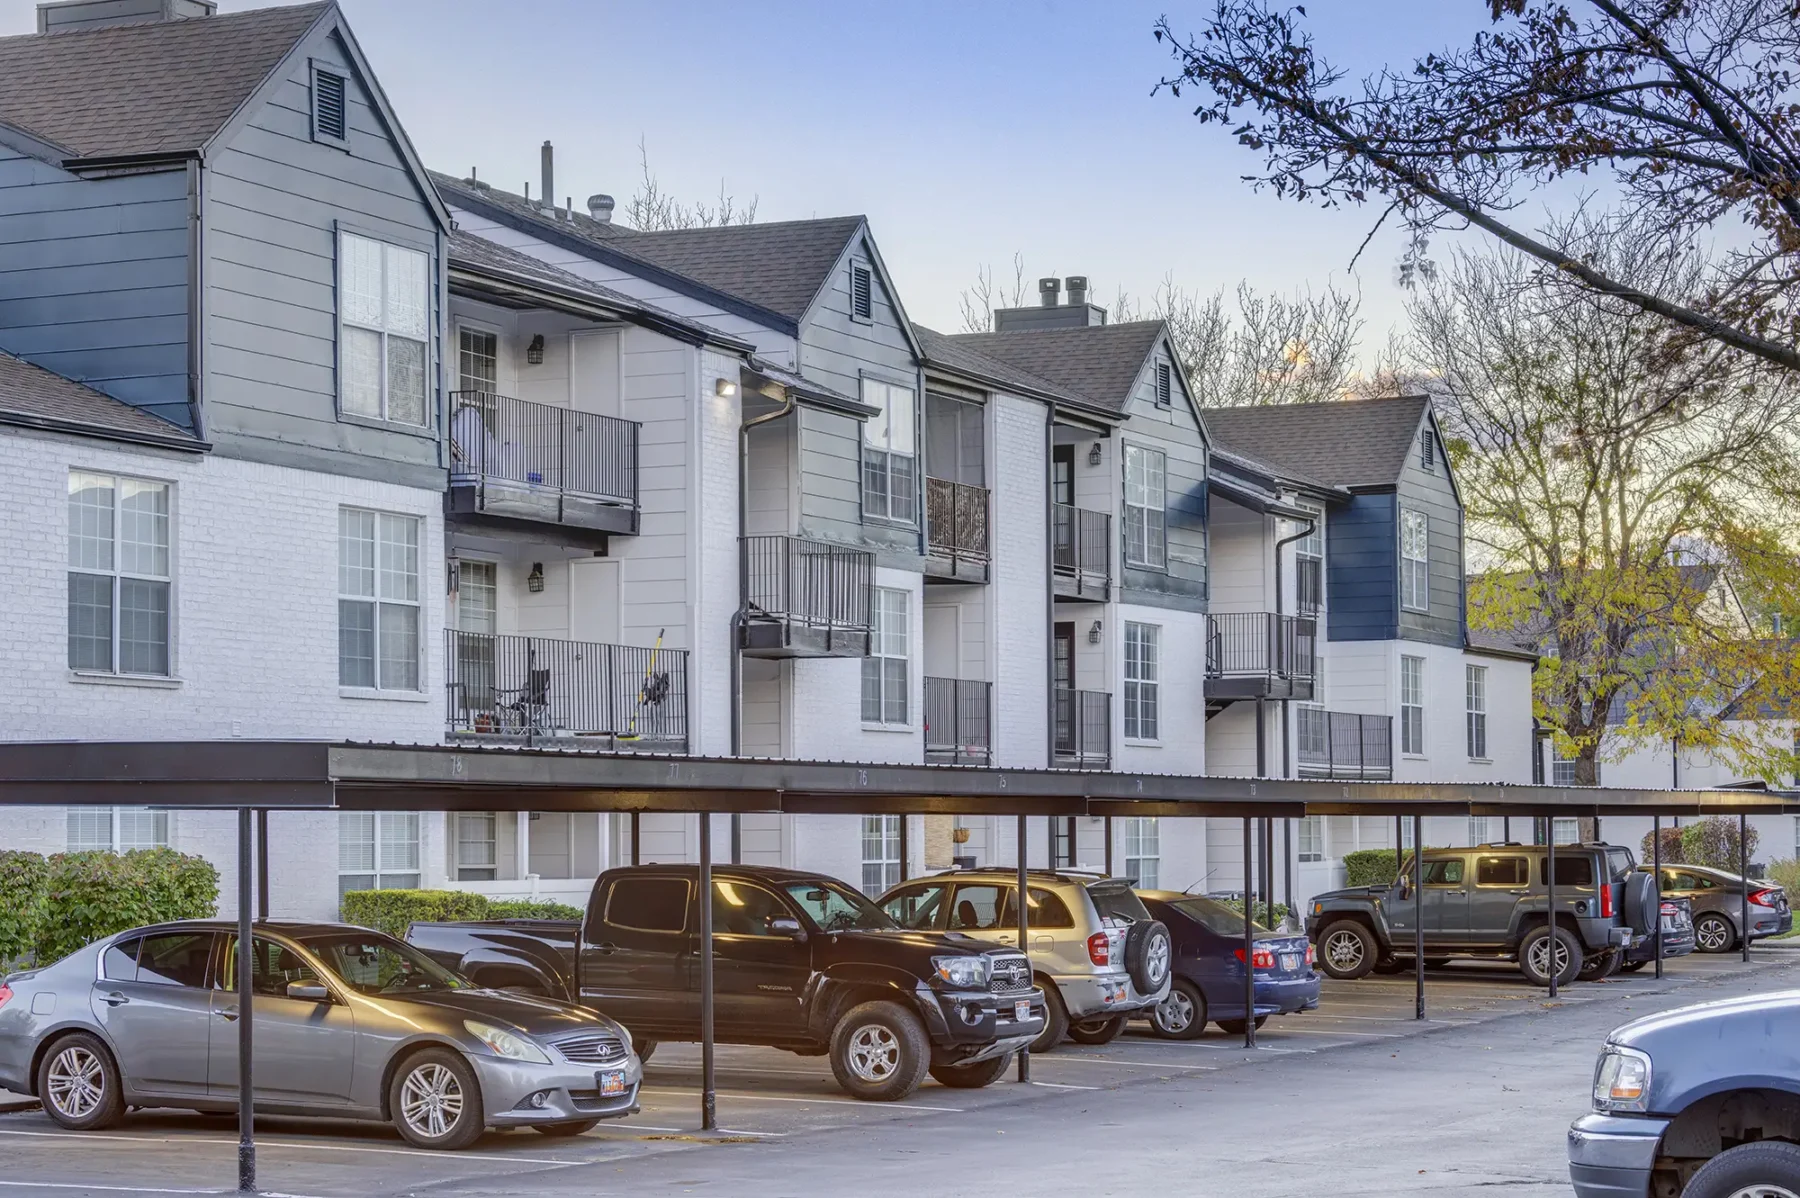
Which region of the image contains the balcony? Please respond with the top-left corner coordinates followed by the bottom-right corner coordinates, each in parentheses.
top-left (447, 391), bottom-right (640, 537)
top-left (924, 677), bottom-right (992, 764)
top-left (1296, 709), bottom-right (1393, 780)
top-left (738, 535), bottom-right (874, 658)
top-left (924, 478), bottom-right (990, 584)
top-left (1052, 504), bottom-right (1111, 601)
top-left (445, 630), bottom-right (688, 751)
top-left (1205, 612), bottom-right (1317, 701)
top-left (1053, 688), bottom-right (1112, 770)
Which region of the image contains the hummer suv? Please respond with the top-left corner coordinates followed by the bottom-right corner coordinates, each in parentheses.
top-left (1306, 842), bottom-right (1658, 987)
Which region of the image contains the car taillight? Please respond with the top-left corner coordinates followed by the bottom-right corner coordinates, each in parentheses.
top-left (1660, 902), bottom-right (1678, 916)
top-left (1749, 888), bottom-right (1777, 908)
top-left (1233, 947), bottom-right (1275, 969)
top-left (1086, 932), bottom-right (1110, 967)
top-left (1306, 945), bottom-right (1316, 966)
top-left (0, 984), bottom-right (11, 1011)
top-left (1600, 883), bottom-right (1613, 919)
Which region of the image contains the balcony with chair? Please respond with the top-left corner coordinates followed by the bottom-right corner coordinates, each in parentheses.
top-left (738, 535), bottom-right (875, 658)
top-left (1204, 612), bottom-right (1316, 701)
top-left (445, 629), bottom-right (687, 751)
top-left (1052, 688), bottom-right (1112, 770)
top-left (448, 391), bottom-right (640, 538)
top-left (924, 677), bottom-right (993, 764)
top-left (1052, 504), bottom-right (1111, 601)
top-left (1296, 709), bottom-right (1394, 781)
top-left (924, 478), bottom-right (990, 584)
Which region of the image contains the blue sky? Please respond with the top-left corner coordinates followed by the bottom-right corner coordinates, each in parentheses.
top-left (4, 0), bottom-right (1502, 351)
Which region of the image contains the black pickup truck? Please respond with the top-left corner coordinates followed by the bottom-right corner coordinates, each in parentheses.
top-left (406, 864), bottom-right (1045, 1101)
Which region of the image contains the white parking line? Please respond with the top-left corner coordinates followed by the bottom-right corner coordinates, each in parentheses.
top-left (0, 1127), bottom-right (587, 1167)
top-left (0, 1183), bottom-right (331, 1198)
top-left (1037, 1056), bottom-right (1217, 1071)
top-left (1028, 1080), bottom-right (1100, 1091)
top-left (637, 1088), bottom-right (965, 1113)
top-left (1258, 1027), bottom-right (1404, 1038)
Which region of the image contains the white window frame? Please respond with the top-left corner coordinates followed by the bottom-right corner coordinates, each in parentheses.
top-left (1123, 622), bottom-right (1160, 741)
top-left (862, 587), bottom-right (909, 725)
top-left (860, 815), bottom-right (902, 894)
top-left (67, 471), bottom-right (174, 678)
top-left (456, 325), bottom-right (499, 394)
top-left (1400, 508), bottom-right (1429, 612)
top-left (338, 811), bottom-right (420, 897)
top-left (1466, 665), bottom-right (1489, 760)
top-left (1552, 816), bottom-right (1580, 845)
top-left (861, 378), bottom-right (917, 524)
top-left (1400, 655), bottom-right (1426, 756)
top-left (338, 508), bottom-right (423, 693)
top-left (1468, 815), bottom-right (1502, 845)
top-left (1298, 815), bottom-right (1325, 863)
top-left (456, 812), bottom-right (497, 881)
top-left (1123, 444), bottom-right (1167, 569)
top-left (338, 229), bottom-right (432, 427)
top-left (1294, 504), bottom-right (1324, 614)
top-left (67, 807), bottom-right (168, 852)
top-left (1123, 817), bottom-right (1160, 889)
top-left (1551, 743), bottom-right (1596, 787)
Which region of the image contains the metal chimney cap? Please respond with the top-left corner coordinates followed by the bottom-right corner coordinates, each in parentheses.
top-left (1038, 277), bottom-right (1062, 307)
top-left (587, 194), bottom-right (615, 223)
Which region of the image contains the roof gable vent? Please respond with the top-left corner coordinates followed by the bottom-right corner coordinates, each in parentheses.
top-left (312, 67), bottom-right (347, 145)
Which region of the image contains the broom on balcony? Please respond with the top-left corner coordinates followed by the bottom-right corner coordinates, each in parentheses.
top-left (617, 629), bottom-right (669, 743)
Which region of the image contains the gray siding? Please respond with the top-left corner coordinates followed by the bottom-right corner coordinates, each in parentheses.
top-left (1117, 339), bottom-right (1206, 611)
top-left (1395, 413), bottom-right (1463, 646)
top-left (203, 28), bottom-right (442, 485)
top-left (1327, 491), bottom-right (1398, 641)
top-left (0, 147), bottom-right (191, 428)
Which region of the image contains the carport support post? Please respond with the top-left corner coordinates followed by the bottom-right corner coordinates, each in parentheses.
top-left (1016, 815), bottom-right (1030, 1083)
top-left (1740, 813), bottom-right (1751, 963)
top-left (1394, 816), bottom-right (1403, 875)
top-left (699, 813), bottom-right (716, 1130)
top-left (255, 809), bottom-right (269, 921)
top-left (1242, 816), bottom-right (1255, 1049)
top-left (235, 808), bottom-right (255, 1192)
top-left (1412, 815), bottom-right (1424, 1021)
top-left (1652, 815), bottom-right (1664, 979)
top-left (630, 811), bottom-right (640, 865)
top-left (1547, 831), bottom-right (1559, 1000)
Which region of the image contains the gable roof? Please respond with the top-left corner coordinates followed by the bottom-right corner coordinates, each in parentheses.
top-left (0, 350), bottom-right (203, 451)
top-left (0, 3), bottom-right (329, 161)
top-left (944, 322), bottom-right (1168, 413)
top-left (911, 324), bottom-right (1108, 414)
top-left (1200, 396), bottom-right (1432, 490)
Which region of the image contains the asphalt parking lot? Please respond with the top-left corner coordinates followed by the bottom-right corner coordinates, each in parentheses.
top-left (1, 947), bottom-right (1795, 1197)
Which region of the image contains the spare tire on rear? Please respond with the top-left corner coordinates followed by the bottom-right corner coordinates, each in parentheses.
top-left (1624, 870), bottom-right (1659, 935)
top-left (1124, 919), bottom-right (1172, 994)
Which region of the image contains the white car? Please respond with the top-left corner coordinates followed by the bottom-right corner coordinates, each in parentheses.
top-left (879, 869), bottom-right (1172, 1050)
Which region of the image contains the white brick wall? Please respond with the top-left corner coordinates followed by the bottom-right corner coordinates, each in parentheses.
top-left (990, 393), bottom-right (1050, 768)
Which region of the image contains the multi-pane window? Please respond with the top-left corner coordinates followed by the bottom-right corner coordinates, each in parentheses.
top-left (1400, 654), bottom-right (1425, 754)
top-left (457, 327), bottom-right (497, 393)
top-left (68, 472), bottom-right (172, 676)
top-left (1298, 816), bottom-right (1325, 862)
top-left (861, 587), bottom-right (909, 724)
top-left (339, 509), bottom-right (421, 691)
top-left (456, 812), bottom-right (497, 881)
top-left (1552, 816), bottom-right (1580, 845)
top-left (67, 808), bottom-right (168, 852)
top-left (452, 559), bottom-right (497, 712)
top-left (1468, 815), bottom-right (1502, 844)
top-left (1295, 505), bottom-right (1324, 614)
top-left (340, 231), bottom-right (430, 426)
top-left (862, 378), bottom-right (917, 523)
top-left (1123, 817), bottom-right (1160, 889)
top-left (1123, 445), bottom-right (1167, 569)
top-left (1400, 508), bottom-right (1429, 611)
top-left (860, 815), bottom-right (902, 894)
top-left (338, 811), bottom-right (420, 897)
top-left (1123, 622), bottom-right (1160, 740)
top-left (1466, 665), bottom-right (1488, 759)
top-left (1551, 743), bottom-right (1597, 786)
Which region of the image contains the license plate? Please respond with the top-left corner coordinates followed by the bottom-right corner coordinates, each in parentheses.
top-left (1280, 953), bottom-right (1300, 971)
top-left (598, 1070), bottom-right (625, 1096)
top-left (1014, 1000), bottom-right (1031, 1022)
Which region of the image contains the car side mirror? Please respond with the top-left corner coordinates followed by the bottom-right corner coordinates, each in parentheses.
top-left (286, 980), bottom-right (331, 1002)
top-left (767, 916), bottom-right (806, 939)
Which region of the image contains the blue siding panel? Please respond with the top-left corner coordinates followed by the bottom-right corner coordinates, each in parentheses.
top-left (1327, 491), bottom-right (1398, 640)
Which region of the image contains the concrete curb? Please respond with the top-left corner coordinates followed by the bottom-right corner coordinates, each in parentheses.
top-left (0, 1090), bottom-right (39, 1115)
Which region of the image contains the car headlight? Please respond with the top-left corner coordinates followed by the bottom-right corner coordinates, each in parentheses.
top-left (932, 955), bottom-right (991, 989)
top-left (1592, 1046), bottom-right (1652, 1113)
top-left (464, 1020), bottom-right (551, 1065)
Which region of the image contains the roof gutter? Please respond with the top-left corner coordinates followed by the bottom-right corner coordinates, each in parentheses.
top-left (447, 264), bottom-right (753, 354)
top-left (0, 410), bottom-right (209, 454)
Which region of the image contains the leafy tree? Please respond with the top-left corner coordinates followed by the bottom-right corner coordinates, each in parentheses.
top-left (1156, 1), bottom-right (1800, 371)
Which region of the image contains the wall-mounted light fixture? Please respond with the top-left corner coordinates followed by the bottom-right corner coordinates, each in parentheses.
top-left (1088, 619), bottom-right (1103, 644)
top-left (715, 378), bottom-right (739, 398)
top-left (526, 334), bottom-right (546, 365)
top-left (527, 562), bottom-right (545, 593)
top-left (1087, 442), bottom-right (1103, 467)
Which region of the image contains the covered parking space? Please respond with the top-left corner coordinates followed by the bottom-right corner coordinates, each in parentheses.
top-left (1, 740), bottom-right (1792, 1192)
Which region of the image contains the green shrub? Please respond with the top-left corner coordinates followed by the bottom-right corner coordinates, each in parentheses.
top-left (1641, 825), bottom-right (1687, 865)
top-left (1766, 859), bottom-right (1800, 896)
top-left (486, 898), bottom-right (583, 921)
top-left (1344, 848), bottom-right (1403, 887)
top-left (0, 851), bottom-right (49, 969)
top-left (340, 889), bottom-right (492, 939)
top-left (1215, 898), bottom-right (1291, 929)
top-left (1680, 817), bottom-right (1759, 872)
top-left (34, 849), bottom-right (218, 965)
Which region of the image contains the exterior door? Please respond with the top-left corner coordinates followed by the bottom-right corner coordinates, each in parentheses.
top-left (581, 874), bottom-right (696, 1036)
top-left (706, 879), bottom-right (812, 1038)
top-left (1053, 623), bottom-right (1075, 753)
top-left (1052, 445), bottom-right (1074, 506)
top-left (1424, 856), bottom-right (1470, 938)
top-left (92, 932), bottom-right (216, 1098)
top-left (1469, 854), bottom-right (1530, 937)
top-left (210, 936), bottom-right (355, 1106)
top-left (568, 330), bottom-right (621, 418)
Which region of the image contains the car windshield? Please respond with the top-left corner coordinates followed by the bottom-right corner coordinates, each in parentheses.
top-left (781, 879), bottom-right (897, 932)
top-left (301, 933), bottom-right (470, 995)
top-left (1169, 896), bottom-right (1270, 935)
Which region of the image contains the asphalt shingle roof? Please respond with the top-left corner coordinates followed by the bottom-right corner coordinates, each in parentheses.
top-left (944, 322), bottom-right (1166, 413)
top-left (912, 324), bottom-right (1098, 410)
top-left (0, 350), bottom-right (200, 447)
top-left (1200, 396), bottom-right (1432, 489)
top-left (0, 3), bottom-right (327, 160)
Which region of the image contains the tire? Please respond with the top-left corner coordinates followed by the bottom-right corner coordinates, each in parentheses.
top-left (1577, 948), bottom-right (1623, 982)
top-left (928, 1053), bottom-right (1013, 1089)
top-left (1123, 920), bottom-right (1173, 994)
top-left (1517, 924), bottom-right (1583, 987)
top-left (1316, 919), bottom-right (1378, 980)
top-left (533, 1118), bottom-right (602, 1137)
top-left (1029, 981), bottom-right (1069, 1053)
top-left (1216, 1016), bottom-right (1269, 1035)
top-left (828, 1000), bottom-right (930, 1102)
top-left (1150, 979), bottom-right (1208, 1041)
top-left (388, 1048), bottom-right (486, 1150)
top-left (1624, 871), bottom-right (1659, 936)
top-left (1066, 1015), bottom-right (1127, 1045)
top-left (1694, 913), bottom-right (1737, 954)
top-left (632, 1038), bottom-right (657, 1064)
top-left (37, 1032), bottom-right (124, 1131)
top-left (1681, 1139), bottom-right (1800, 1198)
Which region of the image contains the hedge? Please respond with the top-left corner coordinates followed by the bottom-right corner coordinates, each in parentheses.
top-left (340, 889), bottom-right (491, 940)
top-left (1344, 848), bottom-right (1403, 887)
top-left (0, 851), bottom-right (49, 968)
top-left (1215, 898), bottom-right (1291, 929)
top-left (5, 848), bottom-right (219, 968)
top-left (487, 898), bottom-right (584, 921)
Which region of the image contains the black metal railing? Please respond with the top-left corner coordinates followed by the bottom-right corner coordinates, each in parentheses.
top-left (924, 677), bottom-right (993, 765)
top-left (926, 478), bottom-right (990, 571)
top-left (1053, 688), bottom-right (1111, 769)
top-left (1296, 556), bottom-right (1323, 615)
top-left (1205, 612), bottom-right (1317, 684)
top-left (1052, 503), bottom-right (1111, 595)
top-left (740, 535), bottom-right (874, 632)
top-left (449, 391), bottom-right (639, 509)
top-left (445, 630), bottom-right (687, 749)
top-left (1296, 709), bottom-right (1393, 780)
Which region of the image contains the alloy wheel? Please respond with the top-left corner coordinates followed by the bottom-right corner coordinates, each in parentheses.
top-left (1324, 930), bottom-right (1364, 972)
top-left (45, 1046), bottom-right (103, 1120)
top-left (1528, 937), bottom-right (1569, 978)
top-left (845, 1023), bottom-right (900, 1083)
top-left (1725, 1187), bottom-right (1800, 1198)
top-left (1146, 935), bottom-right (1171, 985)
top-left (1697, 916), bottom-right (1733, 952)
top-left (399, 1062), bottom-right (465, 1140)
top-left (1156, 989), bottom-right (1194, 1033)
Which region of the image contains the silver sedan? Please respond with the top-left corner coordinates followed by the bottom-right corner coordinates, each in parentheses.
top-left (0, 920), bottom-right (642, 1150)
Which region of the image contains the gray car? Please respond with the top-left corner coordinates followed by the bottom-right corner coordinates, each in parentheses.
top-left (0, 921), bottom-right (642, 1150)
top-left (1638, 864), bottom-right (1793, 953)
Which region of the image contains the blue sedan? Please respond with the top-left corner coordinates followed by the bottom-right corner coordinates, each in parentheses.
top-left (1135, 892), bottom-right (1320, 1038)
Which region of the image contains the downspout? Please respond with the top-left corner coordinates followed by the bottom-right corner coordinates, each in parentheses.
top-left (1045, 405), bottom-right (1058, 768)
top-left (731, 382), bottom-right (797, 759)
top-left (1273, 513), bottom-right (1315, 779)
top-left (185, 158), bottom-right (205, 439)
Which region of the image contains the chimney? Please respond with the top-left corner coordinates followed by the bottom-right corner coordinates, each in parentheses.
top-left (1038, 277), bottom-right (1062, 308)
top-left (587, 194), bottom-right (616, 224)
top-left (1065, 275), bottom-right (1088, 307)
top-left (38, 0), bottom-right (214, 31)
top-left (993, 272), bottom-right (1109, 333)
top-left (540, 141), bottom-right (555, 215)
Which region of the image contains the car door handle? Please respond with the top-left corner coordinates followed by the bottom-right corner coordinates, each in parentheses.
top-left (217, 1007), bottom-right (240, 1022)
top-left (1509, 889), bottom-right (1529, 895)
top-left (592, 943), bottom-right (618, 956)
top-left (99, 991), bottom-right (129, 1007)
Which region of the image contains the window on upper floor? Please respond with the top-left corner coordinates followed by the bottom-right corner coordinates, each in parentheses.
top-left (862, 587), bottom-right (909, 725)
top-left (1466, 664), bottom-right (1488, 759)
top-left (338, 508), bottom-right (421, 691)
top-left (1420, 427), bottom-right (1436, 473)
top-left (339, 231), bottom-right (430, 427)
top-left (311, 64), bottom-right (347, 147)
top-left (862, 378), bottom-right (917, 524)
top-left (1124, 622), bottom-right (1160, 740)
top-left (68, 471), bottom-right (172, 678)
top-left (1155, 360), bottom-right (1172, 408)
top-left (1400, 508), bottom-right (1429, 612)
top-left (1400, 654), bottom-right (1426, 755)
top-left (1295, 505), bottom-right (1324, 614)
top-left (1551, 744), bottom-right (1597, 787)
top-left (457, 327), bottom-right (498, 394)
top-left (850, 263), bottom-right (873, 322)
top-left (1123, 445), bottom-right (1167, 569)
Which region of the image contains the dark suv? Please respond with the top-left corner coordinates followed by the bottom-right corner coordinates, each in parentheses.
top-left (1307, 842), bottom-right (1658, 987)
